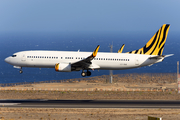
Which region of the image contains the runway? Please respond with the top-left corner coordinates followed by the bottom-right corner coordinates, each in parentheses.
top-left (1, 100), bottom-right (180, 109)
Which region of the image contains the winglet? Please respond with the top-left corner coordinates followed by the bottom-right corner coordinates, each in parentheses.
top-left (92, 45), bottom-right (100, 57)
top-left (118, 44), bottom-right (125, 53)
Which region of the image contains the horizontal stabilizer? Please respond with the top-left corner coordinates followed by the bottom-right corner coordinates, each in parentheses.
top-left (149, 55), bottom-right (164, 60)
top-left (149, 54), bottom-right (173, 59)
top-left (164, 54), bottom-right (174, 58)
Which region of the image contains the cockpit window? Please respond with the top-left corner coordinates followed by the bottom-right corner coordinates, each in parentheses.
top-left (12, 55), bottom-right (17, 57)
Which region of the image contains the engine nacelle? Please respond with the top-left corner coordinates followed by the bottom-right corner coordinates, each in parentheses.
top-left (55, 63), bottom-right (71, 72)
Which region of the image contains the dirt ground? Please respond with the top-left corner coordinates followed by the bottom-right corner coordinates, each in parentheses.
top-left (0, 73), bottom-right (178, 100)
top-left (0, 73), bottom-right (178, 92)
top-left (0, 108), bottom-right (180, 120)
top-left (0, 73), bottom-right (179, 120)
top-left (0, 91), bottom-right (180, 100)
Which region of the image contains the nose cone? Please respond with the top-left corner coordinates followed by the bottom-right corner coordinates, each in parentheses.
top-left (4, 57), bottom-right (10, 63)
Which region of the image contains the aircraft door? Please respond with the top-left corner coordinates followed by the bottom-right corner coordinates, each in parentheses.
top-left (21, 54), bottom-right (26, 61)
top-left (135, 57), bottom-right (139, 65)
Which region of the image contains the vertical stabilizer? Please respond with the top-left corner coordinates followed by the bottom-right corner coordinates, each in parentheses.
top-left (127, 24), bottom-right (170, 55)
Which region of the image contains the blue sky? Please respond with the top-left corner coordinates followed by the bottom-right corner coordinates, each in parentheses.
top-left (0, 0), bottom-right (179, 32)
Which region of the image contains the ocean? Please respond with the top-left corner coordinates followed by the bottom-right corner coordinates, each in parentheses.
top-left (0, 31), bottom-right (179, 83)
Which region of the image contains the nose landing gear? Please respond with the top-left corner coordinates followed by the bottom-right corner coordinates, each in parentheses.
top-left (81, 70), bottom-right (91, 77)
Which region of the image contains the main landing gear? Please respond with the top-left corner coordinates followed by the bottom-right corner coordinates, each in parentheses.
top-left (81, 70), bottom-right (91, 77)
top-left (19, 68), bottom-right (23, 74)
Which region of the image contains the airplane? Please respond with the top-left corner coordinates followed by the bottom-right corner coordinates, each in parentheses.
top-left (5, 24), bottom-right (172, 77)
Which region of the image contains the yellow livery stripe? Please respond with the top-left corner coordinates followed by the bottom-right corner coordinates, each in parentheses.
top-left (127, 24), bottom-right (170, 55)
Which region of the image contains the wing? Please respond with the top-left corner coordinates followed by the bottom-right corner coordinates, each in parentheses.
top-left (71, 45), bottom-right (100, 70)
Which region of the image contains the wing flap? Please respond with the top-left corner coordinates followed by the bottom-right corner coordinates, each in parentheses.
top-left (89, 63), bottom-right (100, 69)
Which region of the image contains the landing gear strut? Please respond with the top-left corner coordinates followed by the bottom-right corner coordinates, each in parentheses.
top-left (19, 68), bottom-right (23, 74)
top-left (87, 70), bottom-right (91, 76)
top-left (81, 70), bottom-right (91, 77)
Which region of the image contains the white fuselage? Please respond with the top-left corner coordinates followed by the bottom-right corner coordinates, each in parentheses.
top-left (5, 50), bottom-right (163, 71)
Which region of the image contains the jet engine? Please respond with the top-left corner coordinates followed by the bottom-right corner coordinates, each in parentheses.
top-left (55, 63), bottom-right (71, 72)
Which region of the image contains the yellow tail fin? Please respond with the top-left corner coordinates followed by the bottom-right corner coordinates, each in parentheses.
top-left (127, 24), bottom-right (170, 55)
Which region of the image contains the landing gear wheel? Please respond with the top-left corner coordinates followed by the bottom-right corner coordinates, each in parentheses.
top-left (87, 71), bottom-right (91, 76)
top-left (19, 70), bottom-right (23, 74)
top-left (81, 71), bottom-right (86, 77)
